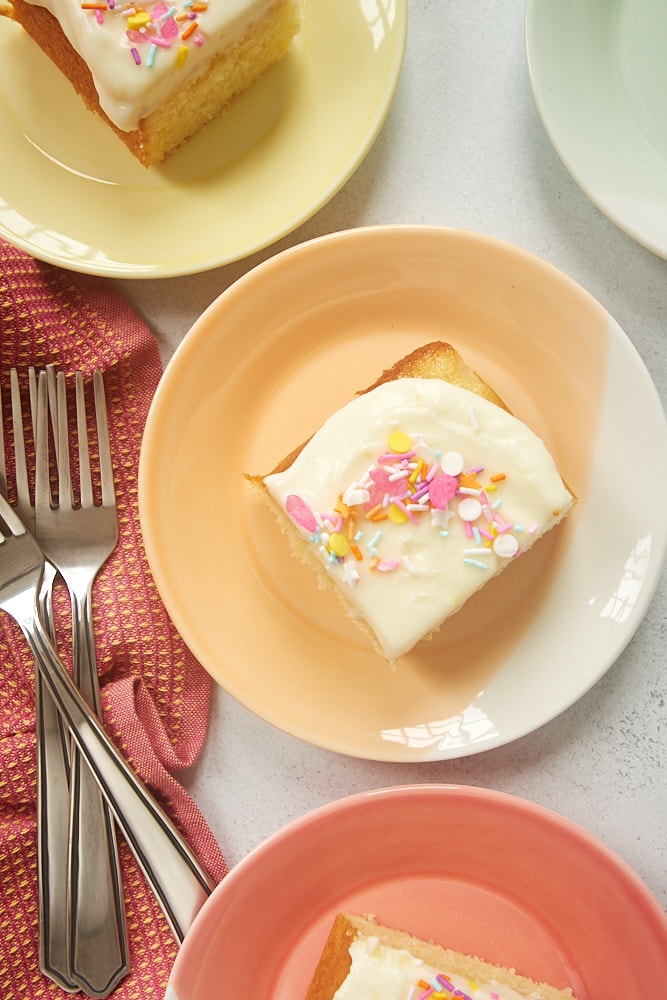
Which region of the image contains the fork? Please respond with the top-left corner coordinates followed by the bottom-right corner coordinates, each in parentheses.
top-left (1, 370), bottom-right (76, 993)
top-left (34, 369), bottom-right (129, 998)
top-left (0, 490), bottom-right (215, 946)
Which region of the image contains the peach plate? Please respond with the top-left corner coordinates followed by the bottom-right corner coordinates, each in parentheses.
top-left (138, 225), bottom-right (667, 762)
top-left (165, 784), bottom-right (667, 999)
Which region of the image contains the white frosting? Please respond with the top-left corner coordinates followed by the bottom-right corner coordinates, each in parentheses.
top-left (264, 378), bottom-right (573, 662)
top-left (24, 0), bottom-right (282, 129)
top-left (332, 936), bottom-right (536, 1000)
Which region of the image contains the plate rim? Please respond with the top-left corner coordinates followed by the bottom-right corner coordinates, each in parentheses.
top-left (525, 0), bottom-right (667, 259)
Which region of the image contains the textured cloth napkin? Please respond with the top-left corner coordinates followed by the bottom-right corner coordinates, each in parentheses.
top-left (0, 240), bottom-right (228, 997)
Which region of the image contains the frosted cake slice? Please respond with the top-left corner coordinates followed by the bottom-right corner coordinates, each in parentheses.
top-left (0, 0), bottom-right (303, 165)
top-left (248, 342), bottom-right (575, 663)
top-left (305, 913), bottom-right (577, 1000)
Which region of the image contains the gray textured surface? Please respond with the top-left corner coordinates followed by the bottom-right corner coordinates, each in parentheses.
top-left (116, 0), bottom-right (667, 909)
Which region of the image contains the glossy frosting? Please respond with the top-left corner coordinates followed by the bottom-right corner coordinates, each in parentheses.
top-left (24, 0), bottom-right (281, 129)
top-left (264, 378), bottom-right (573, 662)
top-left (333, 935), bottom-right (536, 1000)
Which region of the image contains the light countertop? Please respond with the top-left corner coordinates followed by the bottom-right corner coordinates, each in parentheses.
top-left (115, 0), bottom-right (667, 909)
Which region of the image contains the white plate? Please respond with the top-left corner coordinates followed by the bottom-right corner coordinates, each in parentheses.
top-left (0, 0), bottom-right (406, 277)
top-left (526, 0), bottom-right (667, 258)
top-left (139, 226), bottom-right (667, 762)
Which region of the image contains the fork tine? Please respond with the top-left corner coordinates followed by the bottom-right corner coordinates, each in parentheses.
top-left (35, 372), bottom-right (51, 517)
top-left (94, 372), bottom-right (115, 509)
top-left (75, 372), bottom-right (94, 510)
top-left (10, 370), bottom-right (33, 529)
top-left (0, 489), bottom-right (29, 538)
top-left (55, 372), bottom-right (73, 509)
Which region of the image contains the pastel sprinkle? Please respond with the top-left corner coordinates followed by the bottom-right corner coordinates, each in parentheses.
top-left (441, 450), bottom-right (464, 476)
top-left (368, 530), bottom-right (383, 550)
top-left (127, 9), bottom-right (150, 28)
top-left (428, 473), bottom-right (458, 509)
top-left (375, 558), bottom-right (400, 572)
top-left (286, 494), bottom-right (317, 533)
top-left (458, 497), bottom-right (483, 522)
top-left (464, 557), bottom-right (488, 570)
top-left (493, 533), bottom-right (519, 558)
top-left (282, 424), bottom-right (545, 589)
top-left (388, 429), bottom-right (413, 454)
top-left (389, 503), bottom-right (409, 524)
top-left (80, 0), bottom-right (208, 67)
top-left (329, 532), bottom-right (349, 558)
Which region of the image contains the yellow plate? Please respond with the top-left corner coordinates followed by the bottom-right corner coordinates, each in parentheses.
top-left (0, 0), bottom-right (406, 277)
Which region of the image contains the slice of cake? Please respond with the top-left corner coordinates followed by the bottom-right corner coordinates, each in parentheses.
top-left (0, 0), bottom-right (303, 165)
top-left (248, 342), bottom-right (575, 663)
top-left (305, 913), bottom-right (577, 1000)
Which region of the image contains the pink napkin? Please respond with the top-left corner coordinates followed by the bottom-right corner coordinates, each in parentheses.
top-left (0, 240), bottom-right (228, 997)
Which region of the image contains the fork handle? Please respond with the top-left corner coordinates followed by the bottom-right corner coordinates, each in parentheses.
top-left (25, 612), bottom-right (215, 944)
top-left (35, 565), bottom-right (79, 993)
top-left (35, 672), bottom-right (78, 993)
top-left (67, 588), bottom-right (129, 998)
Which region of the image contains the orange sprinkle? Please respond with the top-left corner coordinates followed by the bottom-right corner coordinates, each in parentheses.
top-left (367, 509), bottom-right (388, 522)
top-left (181, 18), bottom-right (198, 38)
top-left (459, 471), bottom-right (482, 489)
top-left (350, 543), bottom-right (363, 561)
top-left (334, 496), bottom-right (352, 518)
top-left (190, 2), bottom-right (207, 8)
top-left (364, 503), bottom-right (383, 520)
top-left (81, 3), bottom-right (107, 8)
top-left (490, 472), bottom-right (506, 482)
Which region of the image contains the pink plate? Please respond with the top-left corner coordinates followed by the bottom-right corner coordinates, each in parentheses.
top-left (165, 785), bottom-right (667, 999)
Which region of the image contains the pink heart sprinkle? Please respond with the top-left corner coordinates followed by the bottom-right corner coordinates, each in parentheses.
top-left (286, 494), bottom-right (317, 533)
top-left (428, 473), bottom-right (458, 509)
top-left (161, 15), bottom-right (178, 38)
top-left (364, 467), bottom-right (407, 509)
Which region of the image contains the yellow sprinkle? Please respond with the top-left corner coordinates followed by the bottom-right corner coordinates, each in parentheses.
top-left (126, 9), bottom-right (150, 28)
top-left (485, 483), bottom-right (497, 492)
top-left (176, 43), bottom-right (188, 66)
top-left (388, 504), bottom-right (408, 524)
top-left (388, 429), bottom-right (412, 454)
top-left (329, 533), bottom-right (349, 557)
top-left (408, 457), bottom-right (423, 484)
